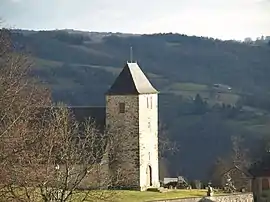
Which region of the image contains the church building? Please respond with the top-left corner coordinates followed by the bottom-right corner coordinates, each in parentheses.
top-left (106, 62), bottom-right (160, 190)
top-left (70, 62), bottom-right (160, 191)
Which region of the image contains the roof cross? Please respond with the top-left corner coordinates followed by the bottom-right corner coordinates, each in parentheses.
top-left (130, 46), bottom-right (133, 63)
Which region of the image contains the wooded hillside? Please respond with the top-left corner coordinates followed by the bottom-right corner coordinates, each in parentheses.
top-left (10, 30), bottom-right (270, 180)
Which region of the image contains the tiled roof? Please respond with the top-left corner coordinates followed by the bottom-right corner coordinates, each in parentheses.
top-left (221, 164), bottom-right (252, 178)
top-left (106, 62), bottom-right (158, 95)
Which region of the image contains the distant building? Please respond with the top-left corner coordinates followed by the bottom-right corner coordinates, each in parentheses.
top-left (221, 164), bottom-right (252, 192)
top-left (163, 178), bottom-right (178, 185)
top-left (163, 176), bottom-right (187, 185)
top-left (162, 176), bottom-right (189, 189)
top-left (249, 153), bottom-right (270, 201)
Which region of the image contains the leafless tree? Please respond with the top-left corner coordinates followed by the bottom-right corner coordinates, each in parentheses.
top-left (0, 27), bottom-right (51, 160)
top-left (0, 26), bottom-right (50, 201)
top-left (0, 26), bottom-right (50, 167)
top-left (158, 121), bottom-right (179, 158)
top-left (0, 103), bottom-right (125, 202)
top-left (230, 135), bottom-right (250, 168)
top-left (208, 157), bottom-right (230, 187)
top-left (209, 135), bottom-right (251, 189)
top-left (0, 27), bottom-right (120, 202)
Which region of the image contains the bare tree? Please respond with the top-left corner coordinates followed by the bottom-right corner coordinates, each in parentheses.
top-left (0, 27), bottom-right (51, 161)
top-left (0, 27), bottom-right (119, 202)
top-left (208, 157), bottom-right (230, 187)
top-left (208, 136), bottom-right (251, 189)
top-left (0, 104), bottom-right (123, 202)
top-left (0, 26), bottom-right (49, 201)
top-left (230, 135), bottom-right (250, 168)
top-left (158, 121), bottom-right (179, 158)
top-left (0, 26), bottom-right (50, 168)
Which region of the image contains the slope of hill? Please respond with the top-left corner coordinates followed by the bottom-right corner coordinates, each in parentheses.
top-left (10, 30), bottom-right (270, 180)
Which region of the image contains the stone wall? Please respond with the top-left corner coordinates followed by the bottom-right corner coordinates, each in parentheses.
top-left (106, 95), bottom-right (140, 188)
top-left (106, 94), bottom-right (160, 190)
top-left (150, 193), bottom-right (253, 202)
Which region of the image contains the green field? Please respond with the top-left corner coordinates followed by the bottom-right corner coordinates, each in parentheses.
top-left (79, 189), bottom-right (221, 202)
top-left (112, 189), bottom-right (210, 202)
top-left (166, 82), bottom-right (209, 91)
top-left (164, 82), bottom-right (240, 105)
top-left (2, 189), bottom-right (223, 202)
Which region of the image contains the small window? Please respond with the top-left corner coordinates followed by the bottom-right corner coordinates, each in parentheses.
top-left (147, 97), bottom-right (149, 108)
top-left (150, 96), bottom-right (152, 109)
top-left (119, 103), bottom-right (125, 113)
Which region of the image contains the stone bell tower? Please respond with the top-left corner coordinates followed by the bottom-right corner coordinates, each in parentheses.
top-left (106, 62), bottom-right (159, 191)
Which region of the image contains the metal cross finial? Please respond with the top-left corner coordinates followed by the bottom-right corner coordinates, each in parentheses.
top-left (130, 46), bottom-right (133, 63)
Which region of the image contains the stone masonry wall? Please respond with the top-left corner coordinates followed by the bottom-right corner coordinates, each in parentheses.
top-left (106, 95), bottom-right (140, 188)
top-left (150, 193), bottom-right (253, 202)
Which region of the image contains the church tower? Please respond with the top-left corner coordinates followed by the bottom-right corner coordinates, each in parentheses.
top-left (106, 62), bottom-right (159, 191)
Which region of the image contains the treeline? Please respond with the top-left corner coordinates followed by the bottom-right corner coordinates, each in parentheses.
top-left (10, 31), bottom-right (270, 95)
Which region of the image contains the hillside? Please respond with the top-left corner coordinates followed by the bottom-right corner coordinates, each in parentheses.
top-left (10, 30), bottom-right (270, 180)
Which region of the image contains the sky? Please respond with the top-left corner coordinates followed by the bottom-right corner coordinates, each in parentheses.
top-left (0, 0), bottom-right (270, 40)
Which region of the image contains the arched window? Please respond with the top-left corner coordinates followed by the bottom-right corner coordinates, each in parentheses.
top-left (262, 178), bottom-right (269, 190)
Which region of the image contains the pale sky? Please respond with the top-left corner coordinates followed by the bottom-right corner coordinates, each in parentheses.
top-left (1, 0), bottom-right (270, 40)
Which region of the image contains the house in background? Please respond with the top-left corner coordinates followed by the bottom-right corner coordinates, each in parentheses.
top-left (220, 164), bottom-right (252, 192)
top-left (163, 176), bottom-right (187, 185)
top-left (162, 176), bottom-right (189, 189)
top-left (249, 153), bottom-right (270, 202)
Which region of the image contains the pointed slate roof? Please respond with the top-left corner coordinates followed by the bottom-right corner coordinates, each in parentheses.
top-left (106, 62), bottom-right (158, 95)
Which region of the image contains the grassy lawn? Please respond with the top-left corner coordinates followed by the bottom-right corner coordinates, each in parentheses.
top-left (113, 189), bottom-right (208, 202)
top-left (82, 189), bottom-right (222, 202)
top-left (1, 187), bottom-right (224, 202)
